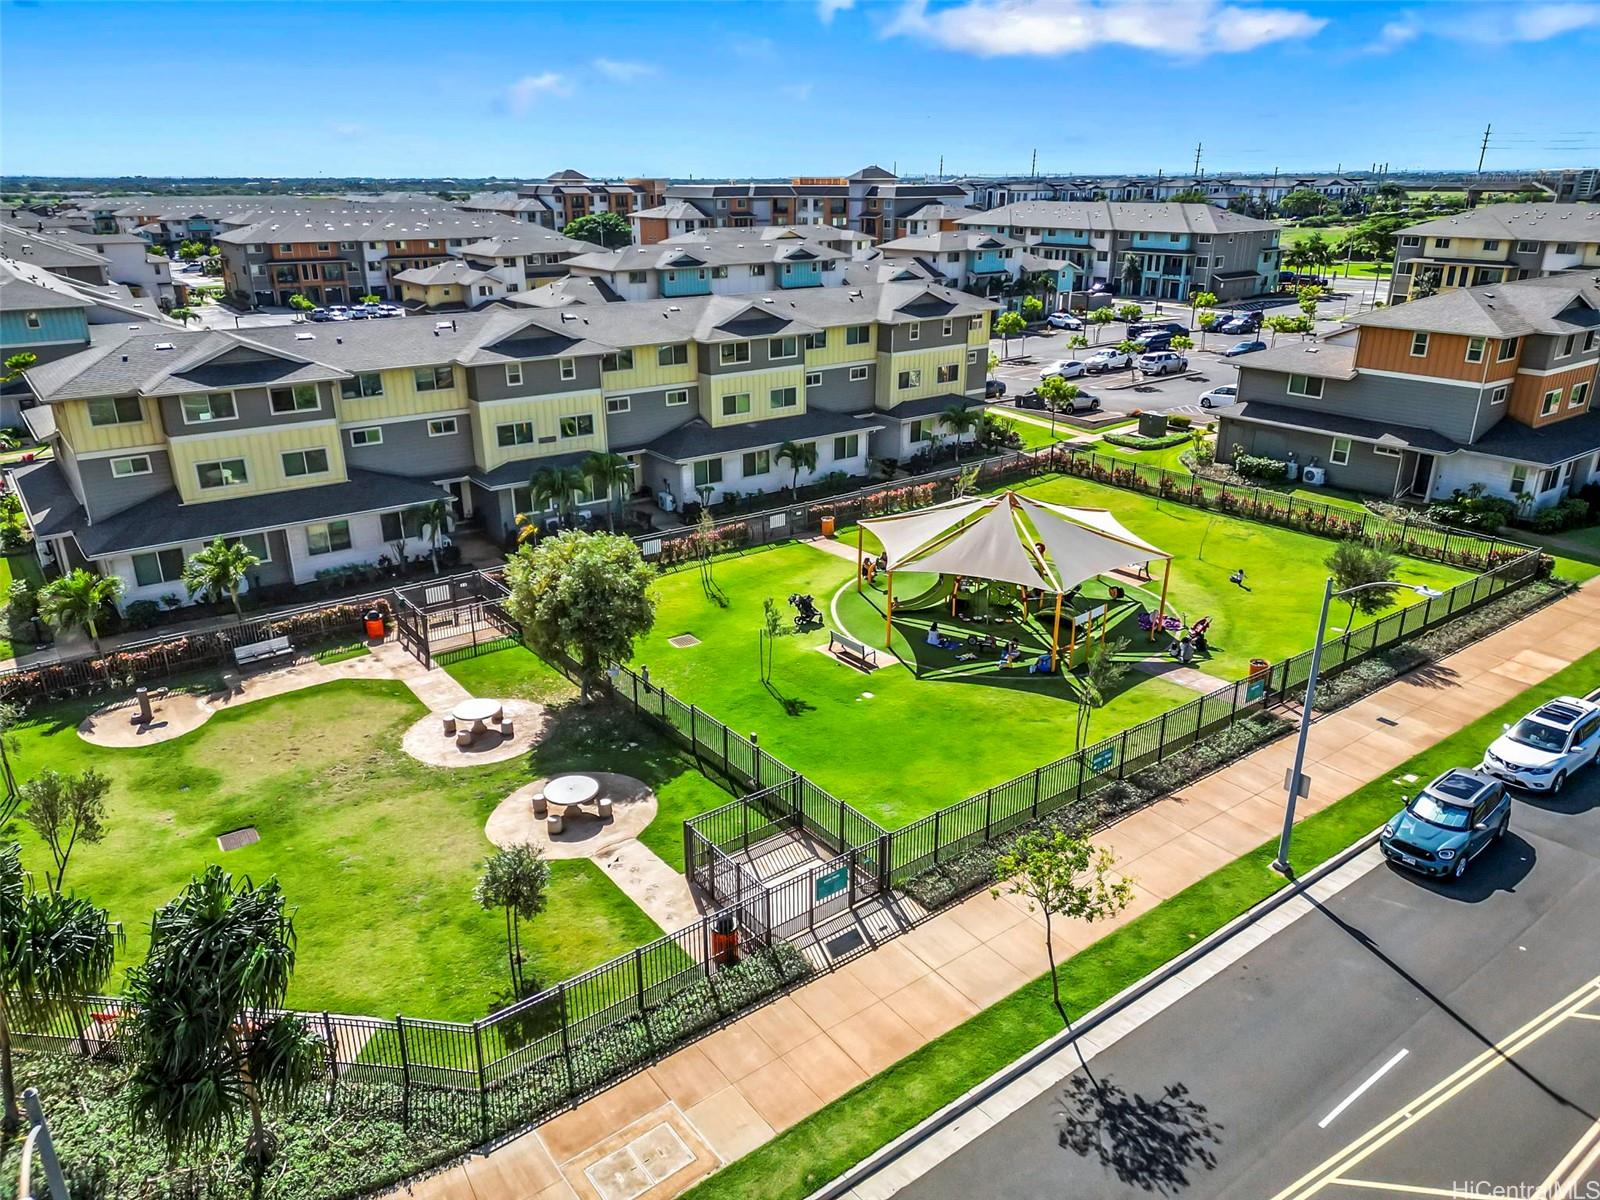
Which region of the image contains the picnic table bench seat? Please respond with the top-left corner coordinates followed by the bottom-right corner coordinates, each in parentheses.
top-left (233, 635), bottom-right (294, 669)
top-left (828, 630), bottom-right (877, 670)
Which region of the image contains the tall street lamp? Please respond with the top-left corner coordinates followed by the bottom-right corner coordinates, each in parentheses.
top-left (1271, 576), bottom-right (1444, 875)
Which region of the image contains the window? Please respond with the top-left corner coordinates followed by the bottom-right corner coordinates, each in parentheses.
top-left (606, 395), bottom-right (631, 414)
top-left (721, 392), bottom-right (751, 417)
top-left (1517, 241), bottom-right (1538, 253)
top-left (340, 373), bottom-right (383, 400)
top-left (269, 384), bottom-right (319, 413)
top-left (834, 433), bottom-right (859, 459)
top-left (1482, 240), bottom-right (1500, 252)
top-left (910, 418), bottom-right (933, 443)
top-left (1409, 332), bottom-right (1430, 357)
top-left (132, 548), bottom-right (185, 588)
top-left (769, 336), bottom-right (798, 360)
top-left (942, 319), bottom-right (954, 337)
top-left (179, 393), bottom-right (234, 424)
top-left (1556, 243), bottom-right (1576, 255)
top-left (1433, 238), bottom-right (1452, 249)
top-left (281, 448), bottom-right (330, 477)
top-left (805, 372), bottom-right (822, 388)
top-left (1497, 337), bottom-right (1519, 361)
top-left (908, 323), bottom-right (920, 342)
top-left (414, 366), bottom-right (454, 392)
top-left (1542, 388), bottom-right (1563, 416)
top-left (427, 417), bottom-right (458, 437)
top-left (1510, 465), bottom-right (1529, 495)
top-left (601, 349), bottom-right (634, 373)
top-left (559, 357), bottom-right (576, 381)
top-left (505, 362), bottom-right (523, 387)
top-left (1571, 382), bottom-right (1590, 409)
top-left (560, 413), bottom-right (595, 439)
top-left (1586, 332), bottom-right (1596, 352)
top-left (898, 369), bottom-right (923, 390)
top-left (936, 363), bottom-right (960, 384)
top-left (380, 509), bottom-right (427, 541)
top-left (719, 342), bottom-right (751, 365)
top-left (1489, 384), bottom-right (1509, 406)
top-left (628, 270), bottom-right (648, 284)
top-left (1399, 235), bottom-right (1421, 248)
top-left (111, 455), bottom-right (152, 478)
top-left (1540, 467), bottom-right (1559, 493)
top-left (1329, 438), bottom-right (1352, 466)
top-left (846, 324), bottom-right (871, 345)
top-left (657, 344), bottom-right (688, 367)
top-left (742, 450), bottom-right (771, 476)
top-left (196, 458), bottom-right (248, 490)
top-left (770, 386), bottom-right (798, 409)
top-left (749, 265), bottom-right (766, 277)
top-left (1561, 334), bottom-right (1577, 357)
top-left (349, 427), bottom-right (383, 447)
top-left (665, 389), bottom-right (689, 406)
top-left (804, 331), bottom-right (828, 350)
top-left (692, 458), bottom-right (723, 487)
top-left (497, 421), bottom-right (534, 446)
top-left (235, 532), bottom-right (270, 563)
top-left (849, 365), bottom-right (869, 382)
top-left (1465, 336), bottom-right (1486, 363)
top-left (711, 266), bottom-right (728, 279)
top-left (1287, 374), bottom-right (1324, 399)
top-left (306, 520), bottom-right (352, 556)
top-left (24, 311), bottom-right (41, 330)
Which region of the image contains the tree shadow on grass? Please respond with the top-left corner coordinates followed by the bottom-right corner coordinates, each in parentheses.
top-left (763, 680), bottom-right (816, 717)
top-left (1055, 1074), bottom-right (1224, 1195)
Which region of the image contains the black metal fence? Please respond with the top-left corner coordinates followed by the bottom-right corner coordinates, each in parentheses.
top-left (392, 569), bottom-right (518, 669)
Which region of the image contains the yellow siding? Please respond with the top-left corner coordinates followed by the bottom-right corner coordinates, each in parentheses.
top-left (335, 367), bottom-right (470, 423)
top-left (804, 326), bottom-right (876, 368)
top-left (874, 348), bottom-right (968, 408)
top-left (702, 366), bottom-right (807, 427)
top-left (1434, 238), bottom-right (1509, 262)
top-left (967, 314), bottom-right (990, 346)
top-left (57, 397), bottom-right (162, 453)
top-left (600, 345), bottom-right (697, 391)
top-left (168, 423), bottom-right (348, 504)
top-left (1583, 243), bottom-right (1600, 268)
top-left (473, 392), bottom-right (607, 472)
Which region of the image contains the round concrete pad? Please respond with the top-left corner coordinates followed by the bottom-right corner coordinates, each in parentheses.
top-left (401, 699), bottom-right (546, 767)
top-left (485, 773), bottom-right (657, 859)
top-left (78, 691), bottom-right (214, 747)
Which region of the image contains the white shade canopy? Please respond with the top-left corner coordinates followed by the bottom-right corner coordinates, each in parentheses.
top-left (860, 491), bottom-right (1169, 595)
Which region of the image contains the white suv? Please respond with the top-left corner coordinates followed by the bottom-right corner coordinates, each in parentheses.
top-left (1482, 693), bottom-right (1600, 792)
top-left (1138, 351), bottom-right (1189, 376)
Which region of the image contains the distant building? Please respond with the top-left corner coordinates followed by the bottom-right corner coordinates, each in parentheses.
top-left (1390, 203), bottom-right (1600, 302)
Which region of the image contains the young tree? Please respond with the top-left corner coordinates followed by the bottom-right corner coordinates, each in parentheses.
top-left (21, 768), bottom-right (109, 893)
top-left (993, 829), bottom-right (1131, 1033)
top-left (123, 866), bottom-right (324, 1168)
top-left (1020, 294), bottom-right (1044, 323)
top-left (407, 497), bottom-right (454, 571)
top-left (562, 211), bottom-right (632, 248)
top-left (182, 536), bottom-right (260, 617)
top-left (1119, 253), bottom-right (1143, 299)
top-left (1074, 637), bottom-right (1129, 749)
top-left (1296, 285), bottom-right (1324, 321)
top-left (1065, 334), bottom-right (1088, 352)
top-left (1188, 290), bottom-right (1218, 344)
top-left (1036, 374), bottom-right (1078, 412)
top-left (986, 350), bottom-right (1000, 375)
top-left (287, 293), bottom-right (315, 316)
top-left (775, 440), bottom-right (819, 496)
top-left (504, 531), bottom-right (657, 700)
top-left (2, 352), bottom-right (38, 384)
top-left (1114, 302), bottom-right (1143, 324)
top-left (474, 844), bottom-right (549, 993)
top-left (994, 310), bottom-right (1026, 357)
top-left (939, 403), bottom-right (982, 464)
top-left (38, 569), bottom-right (123, 654)
top-left (1325, 541), bottom-right (1401, 628)
top-left (1087, 307), bottom-right (1115, 344)
top-left (1410, 268), bottom-right (1441, 300)
top-left (359, 293), bottom-right (380, 305)
top-left (167, 307), bottom-right (197, 327)
top-left (759, 596), bottom-right (782, 684)
top-left (0, 842), bottom-right (121, 1133)
top-left (1170, 334), bottom-right (1194, 353)
top-left (529, 463), bottom-right (588, 528)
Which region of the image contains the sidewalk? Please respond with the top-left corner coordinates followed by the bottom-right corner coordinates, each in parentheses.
top-left (389, 581), bottom-right (1600, 1200)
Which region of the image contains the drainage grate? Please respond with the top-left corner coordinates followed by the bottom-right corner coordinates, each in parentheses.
top-left (217, 826), bottom-right (260, 853)
top-left (668, 633), bottom-right (700, 648)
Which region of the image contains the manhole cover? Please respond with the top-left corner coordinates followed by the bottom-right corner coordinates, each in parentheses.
top-left (217, 826), bottom-right (260, 852)
top-left (668, 633), bottom-right (700, 648)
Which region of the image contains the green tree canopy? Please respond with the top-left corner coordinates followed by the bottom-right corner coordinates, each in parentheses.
top-left (182, 536), bottom-right (260, 616)
top-left (562, 211), bottom-right (632, 248)
top-left (474, 844), bottom-right (550, 993)
top-left (1279, 188), bottom-right (1331, 218)
top-left (1167, 188), bottom-right (1209, 204)
top-left (38, 569), bottom-right (123, 654)
top-left (1325, 541), bottom-right (1401, 626)
top-left (21, 767), bottom-right (109, 893)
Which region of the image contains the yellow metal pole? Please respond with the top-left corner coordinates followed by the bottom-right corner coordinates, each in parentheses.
top-left (884, 571), bottom-right (895, 648)
top-left (951, 576), bottom-right (960, 618)
top-left (1050, 591), bottom-right (1063, 672)
top-left (856, 525), bottom-right (864, 594)
top-left (1152, 558), bottom-right (1172, 641)
top-left (1068, 601), bottom-right (1077, 655)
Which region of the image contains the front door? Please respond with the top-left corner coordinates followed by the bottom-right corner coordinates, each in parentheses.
top-left (1401, 452), bottom-right (1434, 499)
top-left (446, 481), bottom-right (470, 519)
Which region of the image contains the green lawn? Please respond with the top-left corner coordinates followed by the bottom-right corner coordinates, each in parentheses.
top-left (1093, 434), bottom-right (1195, 473)
top-left (988, 408), bottom-right (1071, 450)
top-left (0, 550), bottom-right (45, 659)
top-left (6, 654), bottom-right (735, 1019)
top-left (685, 647), bottom-right (1600, 1200)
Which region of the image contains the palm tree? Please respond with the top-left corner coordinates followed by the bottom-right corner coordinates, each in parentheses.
top-left (775, 440), bottom-right (819, 496)
top-left (939, 404), bottom-right (982, 464)
top-left (182, 537), bottom-right (260, 618)
top-left (529, 464), bottom-right (588, 527)
top-left (1119, 252), bottom-right (1143, 299)
top-left (408, 497), bottom-right (454, 571)
top-left (1, 842), bottom-right (121, 1133)
top-left (38, 569), bottom-right (123, 654)
top-left (581, 452), bottom-right (634, 532)
top-left (123, 866), bottom-right (325, 1167)
top-left (474, 845), bottom-right (550, 992)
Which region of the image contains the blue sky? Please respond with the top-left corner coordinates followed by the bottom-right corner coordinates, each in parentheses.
top-left (3, 0), bottom-right (1598, 179)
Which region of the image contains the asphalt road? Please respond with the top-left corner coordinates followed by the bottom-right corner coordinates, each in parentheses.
top-left (989, 336), bottom-right (1241, 418)
top-left (894, 768), bottom-right (1600, 1199)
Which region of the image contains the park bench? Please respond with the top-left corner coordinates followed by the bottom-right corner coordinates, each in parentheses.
top-left (829, 630), bottom-right (877, 671)
top-left (233, 635), bottom-right (294, 669)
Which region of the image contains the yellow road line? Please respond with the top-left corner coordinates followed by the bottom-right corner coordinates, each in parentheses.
top-left (1271, 976), bottom-right (1600, 1200)
top-left (1534, 1111), bottom-right (1600, 1199)
top-left (1570, 1012), bottom-right (1600, 1022)
top-left (1328, 1180), bottom-right (1471, 1196)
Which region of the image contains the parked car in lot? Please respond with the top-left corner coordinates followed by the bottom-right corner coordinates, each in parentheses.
top-left (347, 306), bottom-right (371, 320)
top-left (1130, 321), bottom-right (1189, 338)
top-left (1042, 359), bottom-right (1087, 380)
top-left (1380, 768), bottom-right (1511, 880)
top-left (1218, 318), bottom-right (1259, 335)
top-left (1084, 349), bottom-right (1133, 373)
top-left (1224, 340), bottom-right (1268, 357)
top-left (377, 303), bottom-right (403, 317)
top-left (1137, 351), bottom-right (1189, 376)
top-left (1018, 389), bottom-right (1100, 413)
top-left (308, 308), bottom-right (332, 323)
top-left (1047, 311), bottom-right (1083, 330)
top-left (326, 305), bottom-right (351, 321)
top-left (1198, 384), bottom-right (1237, 408)
top-left (985, 379), bottom-right (1007, 399)
top-left (1482, 693), bottom-right (1600, 792)
top-left (1132, 332), bottom-right (1173, 352)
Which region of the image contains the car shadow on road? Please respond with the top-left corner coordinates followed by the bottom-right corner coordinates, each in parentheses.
top-left (1513, 787), bottom-right (1598, 818)
top-left (1055, 1073), bottom-right (1224, 1195)
top-left (1406, 831), bottom-right (1536, 903)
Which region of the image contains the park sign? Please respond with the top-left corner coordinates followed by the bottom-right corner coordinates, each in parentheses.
top-left (815, 865), bottom-right (849, 901)
top-left (1089, 743), bottom-right (1116, 774)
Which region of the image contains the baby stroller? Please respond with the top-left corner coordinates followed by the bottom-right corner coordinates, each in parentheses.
top-left (789, 593), bottom-right (821, 628)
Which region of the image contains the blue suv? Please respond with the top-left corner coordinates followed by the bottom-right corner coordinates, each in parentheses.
top-left (1379, 768), bottom-right (1511, 880)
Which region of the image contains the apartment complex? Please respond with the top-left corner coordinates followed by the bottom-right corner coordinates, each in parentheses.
top-left (562, 226), bottom-right (872, 301)
top-left (1389, 204), bottom-right (1600, 302)
top-left (460, 172), bottom-right (668, 227)
top-left (876, 231), bottom-right (1075, 294)
top-left (2, 222), bottom-right (173, 304)
top-left (1216, 274), bottom-right (1600, 507)
top-left (957, 202), bottom-right (1281, 301)
top-left (963, 174), bottom-right (1374, 210)
top-left (11, 281), bottom-right (994, 607)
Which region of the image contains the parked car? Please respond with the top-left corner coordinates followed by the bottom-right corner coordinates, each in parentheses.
top-left (1041, 359), bottom-right (1087, 380)
top-left (377, 303), bottom-right (403, 317)
top-left (1084, 349), bottom-right (1133, 373)
top-left (1379, 768), bottom-right (1511, 880)
top-left (1130, 321), bottom-right (1189, 338)
top-left (1015, 391), bottom-right (1046, 410)
top-left (1198, 385), bottom-right (1237, 408)
top-left (985, 378), bottom-right (1007, 399)
top-left (1218, 316), bottom-right (1260, 335)
top-left (326, 305), bottom-right (351, 321)
top-left (1047, 311), bottom-right (1083, 330)
top-left (1059, 390), bottom-right (1101, 413)
top-left (1137, 351), bottom-right (1189, 376)
top-left (308, 308), bottom-right (332, 323)
top-left (1482, 692), bottom-right (1600, 792)
top-left (1132, 332), bottom-right (1173, 352)
top-left (1223, 340), bottom-right (1268, 357)
top-left (346, 306), bottom-right (371, 320)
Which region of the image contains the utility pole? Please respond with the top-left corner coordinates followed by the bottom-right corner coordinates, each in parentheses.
top-left (1030, 147), bottom-right (1037, 178)
top-left (1193, 142), bottom-right (1203, 178)
top-left (1477, 124), bottom-right (1492, 174)
top-left (938, 154), bottom-right (943, 180)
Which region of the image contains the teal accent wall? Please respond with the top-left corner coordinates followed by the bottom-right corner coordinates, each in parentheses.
top-left (661, 269), bottom-right (711, 297)
top-left (1, 306), bottom-right (88, 348)
top-left (777, 262), bottom-right (822, 288)
top-left (1132, 232), bottom-right (1191, 250)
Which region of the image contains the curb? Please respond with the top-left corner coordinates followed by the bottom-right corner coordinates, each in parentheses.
top-left (804, 828), bottom-right (1382, 1200)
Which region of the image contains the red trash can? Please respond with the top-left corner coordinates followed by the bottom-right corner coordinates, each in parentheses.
top-left (364, 608), bottom-right (386, 639)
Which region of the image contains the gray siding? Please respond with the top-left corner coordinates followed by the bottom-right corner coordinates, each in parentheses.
top-left (698, 336), bottom-right (804, 376)
top-left (470, 482), bottom-right (513, 543)
top-left (605, 386), bottom-right (697, 449)
top-left (884, 320), bottom-right (967, 353)
top-left (77, 449), bottom-right (175, 520)
top-left (965, 353), bottom-right (987, 394)
top-left (469, 355), bottom-right (601, 402)
top-left (159, 380), bottom-right (335, 435)
top-left (343, 417), bottom-right (474, 477)
top-left (806, 365), bottom-right (875, 413)
top-left (1218, 417), bottom-right (1404, 496)
top-left (1518, 332), bottom-right (1600, 373)
top-left (1236, 365), bottom-right (1490, 445)
top-left (248, 530), bottom-right (294, 589)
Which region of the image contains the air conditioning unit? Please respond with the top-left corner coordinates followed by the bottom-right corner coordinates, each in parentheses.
top-left (1301, 464), bottom-right (1327, 486)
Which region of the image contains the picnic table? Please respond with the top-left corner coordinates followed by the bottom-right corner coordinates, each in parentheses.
top-left (452, 698), bottom-right (504, 737)
top-left (545, 774), bottom-right (600, 811)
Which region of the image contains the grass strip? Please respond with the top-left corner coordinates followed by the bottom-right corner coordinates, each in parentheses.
top-left (685, 647), bottom-right (1600, 1200)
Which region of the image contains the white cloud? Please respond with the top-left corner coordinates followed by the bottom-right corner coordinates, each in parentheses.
top-left (818, 0), bottom-right (856, 22)
top-left (1364, 2), bottom-right (1597, 51)
top-left (593, 57), bottom-right (657, 82)
top-left (502, 72), bottom-right (572, 116)
top-left (780, 82), bottom-right (816, 101)
top-left (883, 0), bottom-right (1326, 57)
top-left (1361, 13), bottom-right (1421, 54)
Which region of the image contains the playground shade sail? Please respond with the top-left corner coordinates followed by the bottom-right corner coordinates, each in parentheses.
top-left (860, 491), bottom-right (1169, 595)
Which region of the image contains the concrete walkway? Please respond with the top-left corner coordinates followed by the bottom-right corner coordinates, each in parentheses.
top-left (387, 582), bottom-right (1600, 1200)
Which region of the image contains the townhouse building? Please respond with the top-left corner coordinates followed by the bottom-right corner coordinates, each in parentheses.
top-left (2, 223), bottom-right (173, 304)
top-left (459, 172), bottom-right (668, 227)
top-left (1389, 204), bottom-right (1600, 303)
top-left (562, 227), bottom-right (873, 301)
top-left (958, 202), bottom-right (1281, 302)
top-left (875, 230), bottom-right (1075, 295)
top-left (1215, 274), bottom-right (1600, 508)
top-left (961, 175), bottom-right (1372, 209)
top-left (11, 281), bottom-right (994, 608)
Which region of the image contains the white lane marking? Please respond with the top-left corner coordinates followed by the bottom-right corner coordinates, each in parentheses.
top-left (1318, 1049), bottom-right (1410, 1130)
